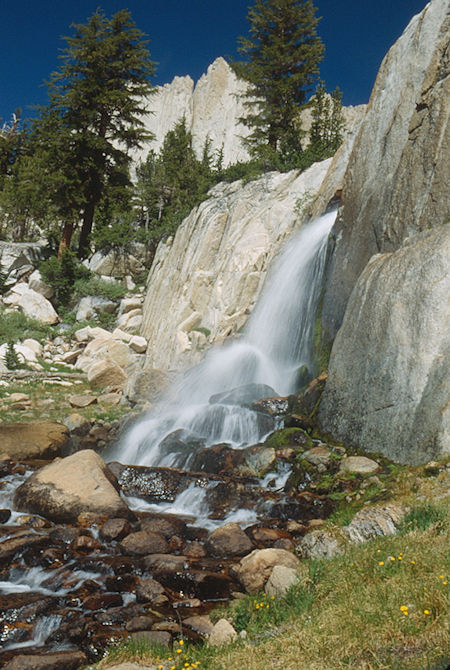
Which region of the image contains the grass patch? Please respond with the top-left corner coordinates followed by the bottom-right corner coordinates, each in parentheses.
top-left (398, 504), bottom-right (446, 534)
top-left (73, 276), bottom-right (127, 301)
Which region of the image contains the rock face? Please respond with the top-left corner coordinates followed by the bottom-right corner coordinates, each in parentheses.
top-left (322, 0), bottom-right (449, 341)
top-left (319, 226), bottom-right (450, 464)
top-left (14, 449), bottom-right (132, 523)
top-left (135, 57), bottom-right (251, 167)
top-left (141, 159), bottom-right (332, 371)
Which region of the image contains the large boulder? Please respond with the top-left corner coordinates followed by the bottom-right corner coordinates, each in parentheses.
top-left (322, 0), bottom-right (449, 341)
top-left (3, 284), bottom-right (59, 324)
top-left (319, 226), bottom-right (450, 464)
top-left (14, 449), bottom-right (132, 523)
top-left (0, 422), bottom-right (70, 460)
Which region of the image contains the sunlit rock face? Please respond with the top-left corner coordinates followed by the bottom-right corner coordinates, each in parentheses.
top-left (140, 159), bottom-right (335, 372)
top-left (134, 57), bottom-right (366, 168)
top-left (319, 225), bottom-right (450, 465)
top-left (135, 57), bottom-right (251, 167)
top-left (321, 0), bottom-right (450, 342)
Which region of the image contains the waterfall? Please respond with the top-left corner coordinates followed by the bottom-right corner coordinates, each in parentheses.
top-left (116, 210), bottom-right (336, 467)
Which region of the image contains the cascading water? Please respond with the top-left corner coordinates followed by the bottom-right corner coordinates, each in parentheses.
top-left (115, 209), bottom-right (336, 468)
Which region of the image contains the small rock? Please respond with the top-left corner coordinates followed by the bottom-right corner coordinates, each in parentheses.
top-left (339, 456), bottom-right (381, 475)
top-left (136, 577), bottom-right (168, 604)
top-left (205, 522), bottom-right (254, 557)
top-left (100, 518), bottom-right (131, 541)
top-left (208, 618), bottom-right (238, 646)
top-left (120, 530), bottom-right (170, 556)
top-left (183, 615), bottom-right (214, 638)
top-left (295, 530), bottom-right (342, 559)
top-left (63, 413), bottom-right (91, 436)
top-left (125, 616), bottom-right (155, 632)
top-left (87, 358), bottom-right (128, 389)
top-left (8, 393), bottom-right (30, 403)
top-left (303, 446), bottom-right (331, 467)
top-left (68, 394), bottom-right (97, 408)
top-left (1, 651), bottom-right (87, 670)
top-left (98, 392), bottom-right (122, 405)
top-left (231, 548), bottom-right (300, 593)
top-left (129, 335), bottom-right (148, 353)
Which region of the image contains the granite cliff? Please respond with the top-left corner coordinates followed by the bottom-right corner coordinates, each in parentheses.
top-left (319, 0), bottom-right (449, 463)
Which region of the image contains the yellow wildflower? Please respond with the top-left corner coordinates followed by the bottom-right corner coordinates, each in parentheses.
top-left (424, 609), bottom-right (430, 615)
top-left (400, 606), bottom-right (408, 612)
top-left (379, 561), bottom-right (384, 566)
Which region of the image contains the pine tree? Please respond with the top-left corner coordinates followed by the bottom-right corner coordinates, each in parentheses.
top-left (33, 9), bottom-right (155, 258)
top-left (309, 82), bottom-right (344, 160)
top-left (233, 0), bottom-right (324, 167)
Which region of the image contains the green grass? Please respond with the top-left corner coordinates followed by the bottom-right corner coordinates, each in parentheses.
top-left (73, 276), bottom-right (127, 301)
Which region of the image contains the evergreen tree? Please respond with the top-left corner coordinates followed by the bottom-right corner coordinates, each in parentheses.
top-left (233, 0), bottom-right (324, 167)
top-left (33, 9), bottom-right (155, 258)
top-left (309, 82), bottom-right (344, 160)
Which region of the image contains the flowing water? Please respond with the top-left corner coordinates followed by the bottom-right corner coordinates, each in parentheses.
top-left (116, 210), bottom-right (335, 470)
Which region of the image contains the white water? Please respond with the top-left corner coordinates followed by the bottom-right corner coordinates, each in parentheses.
top-left (116, 210), bottom-right (335, 470)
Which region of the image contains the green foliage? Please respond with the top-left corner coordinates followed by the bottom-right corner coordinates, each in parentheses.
top-left (307, 81), bottom-right (344, 161)
top-left (40, 249), bottom-right (91, 307)
top-left (0, 310), bottom-right (53, 344)
top-left (399, 505), bottom-right (445, 534)
top-left (73, 277), bottom-right (127, 302)
top-left (135, 117), bottom-right (219, 246)
top-left (28, 9), bottom-right (156, 257)
top-left (4, 341), bottom-right (22, 369)
top-left (233, 0), bottom-right (324, 168)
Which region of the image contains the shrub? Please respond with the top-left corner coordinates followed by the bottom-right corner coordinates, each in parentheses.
top-left (40, 249), bottom-right (91, 307)
top-left (73, 276), bottom-right (127, 301)
top-left (0, 309), bottom-right (52, 344)
top-left (4, 341), bottom-right (22, 369)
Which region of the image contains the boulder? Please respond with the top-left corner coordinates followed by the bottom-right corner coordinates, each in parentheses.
top-left (0, 421), bottom-right (69, 460)
top-left (28, 269), bottom-right (54, 299)
top-left (342, 504), bottom-right (406, 544)
top-left (76, 335), bottom-right (135, 372)
top-left (319, 226), bottom-right (450, 464)
top-left (295, 530), bottom-right (342, 560)
top-left (265, 565), bottom-right (299, 598)
top-left (208, 618), bottom-right (238, 646)
top-left (210, 383), bottom-right (277, 407)
top-left (75, 295), bottom-right (116, 321)
top-left (135, 577), bottom-right (167, 604)
top-left (88, 248), bottom-right (145, 277)
top-left (129, 335), bottom-right (148, 353)
top-left (205, 522), bottom-right (254, 557)
top-left (14, 449), bottom-right (132, 523)
top-left (3, 284), bottom-right (59, 324)
top-left (87, 358), bottom-right (128, 389)
top-left (339, 456), bottom-right (381, 475)
top-left (231, 548), bottom-right (300, 593)
top-left (123, 367), bottom-right (174, 404)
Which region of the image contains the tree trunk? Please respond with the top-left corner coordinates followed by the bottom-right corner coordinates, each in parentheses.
top-left (78, 198), bottom-right (96, 259)
top-left (58, 222), bottom-right (74, 259)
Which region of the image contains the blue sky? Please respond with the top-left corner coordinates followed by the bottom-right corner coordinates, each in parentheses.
top-left (0, 0), bottom-right (428, 122)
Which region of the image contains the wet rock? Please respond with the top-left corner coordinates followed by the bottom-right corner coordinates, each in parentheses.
top-left (0, 509), bottom-right (11, 523)
top-left (83, 593), bottom-right (123, 610)
top-left (339, 456), bottom-right (381, 475)
top-left (0, 422), bottom-right (70, 460)
top-left (0, 532), bottom-right (50, 564)
top-left (139, 514), bottom-right (187, 539)
top-left (241, 444), bottom-right (276, 477)
top-left (143, 554), bottom-right (189, 573)
top-left (231, 548), bottom-right (300, 593)
top-left (248, 526), bottom-right (292, 547)
top-left (264, 565), bottom-right (298, 597)
top-left (63, 414), bottom-right (91, 436)
top-left (303, 446), bottom-right (332, 467)
top-left (252, 396), bottom-right (289, 416)
top-left (210, 383), bottom-right (277, 407)
top-left (205, 522), bottom-right (254, 557)
top-left (273, 538), bottom-right (295, 551)
top-left (284, 414), bottom-right (315, 431)
top-left (14, 450), bottom-right (132, 524)
top-left (184, 541), bottom-right (207, 558)
top-left (71, 535), bottom-right (102, 553)
top-left (295, 530), bottom-right (342, 559)
top-left (120, 530), bottom-right (170, 556)
top-left (208, 618), bottom-right (238, 646)
top-left (294, 372), bottom-right (327, 416)
top-left (190, 444), bottom-right (244, 475)
top-left (111, 463), bottom-right (210, 504)
top-left (135, 577), bottom-right (167, 604)
top-left (100, 518), bottom-right (132, 541)
top-left (130, 630), bottom-right (171, 647)
top-left (105, 574), bottom-right (136, 593)
top-left (157, 570), bottom-right (233, 601)
top-left (125, 616), bottom-right (156, 632)
top-left (1, 651), bottom-right (87, 670)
